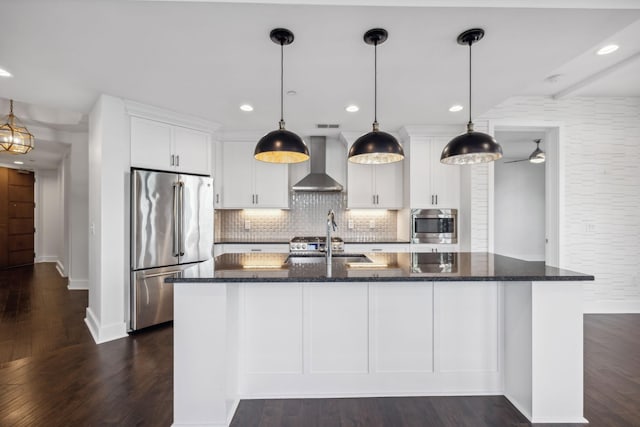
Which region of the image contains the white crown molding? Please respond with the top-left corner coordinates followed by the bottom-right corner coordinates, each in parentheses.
top-left (219, 130), bottom-right (270, 142)
top-left (124, 100), bottom-right (220, 133)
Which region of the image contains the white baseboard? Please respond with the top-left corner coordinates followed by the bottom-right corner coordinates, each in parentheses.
top-left (504, 393), bottom-right (532, 422)
top-left (56, 260), bottom-right (67, 278)
top-left (36, 256), bottom-right (58, 263)
top-left (68, 278), bottom-right (89, 290)
top-left (84, 307), bottom-right (128, 344)
top-left (584, 300), bottom-right (640, 314)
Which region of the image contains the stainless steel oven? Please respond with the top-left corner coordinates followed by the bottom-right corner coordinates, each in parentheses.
top-left (411, 209), bottom-right (458, 244)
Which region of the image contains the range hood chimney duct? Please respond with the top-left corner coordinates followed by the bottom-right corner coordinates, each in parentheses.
top-left (292, 136), bottom-right (343, 192)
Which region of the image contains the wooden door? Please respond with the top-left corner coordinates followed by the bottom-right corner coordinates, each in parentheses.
top-left (0, 167), bottom-right (35, 268)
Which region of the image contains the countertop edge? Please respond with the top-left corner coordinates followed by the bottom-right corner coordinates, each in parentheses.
top-left (168, 275), bottom-right (595, 283)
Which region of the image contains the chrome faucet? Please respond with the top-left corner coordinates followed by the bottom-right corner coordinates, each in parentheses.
top-left (326, 209), bottom-right (337, 263)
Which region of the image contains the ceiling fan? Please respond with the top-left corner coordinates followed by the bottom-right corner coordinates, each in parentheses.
top-left (503, 139), bottom-right (545, 164)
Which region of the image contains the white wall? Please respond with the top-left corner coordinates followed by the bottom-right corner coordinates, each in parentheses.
top-left (67, 133), bottom-right (90, 289)
top-left (36, 169), bottom-right (63, 266)
top-left (86, 94), bottom-right (129, 344)
top-left (474, 96), bottom-right (640, 313)
top-left (494, 161), bottom-right (545, 261)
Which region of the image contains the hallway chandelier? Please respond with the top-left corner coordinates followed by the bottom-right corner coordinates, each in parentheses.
top-left (0, 99), bottom-right (35, 154)
top-left (441, 29), bottom-right (502, 165)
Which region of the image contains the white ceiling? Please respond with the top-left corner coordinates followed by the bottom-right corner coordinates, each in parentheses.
top-left (0, 0), bottom-right (639, 148)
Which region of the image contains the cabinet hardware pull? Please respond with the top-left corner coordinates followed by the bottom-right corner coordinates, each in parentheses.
top-left (435, 194), bottom-right (438, 205)
top-left (176, 155), bottom-right (180, 167)
top-left (251, 249), bottom-right (262, 252)
top-left (171, 155), bottom-right (175, 166)
top-left (377, 195), bottom-right (379, 204)
top-left (256, 194), bottom-right (259, 204)
top-left (252, 194), bottom-right (255, 204)
top-left (216, 194), bottom-right (220, 204)
top-left (431, 195), bottom-right (434, 204)
top-left (372, 195), bottom-right (375, 204)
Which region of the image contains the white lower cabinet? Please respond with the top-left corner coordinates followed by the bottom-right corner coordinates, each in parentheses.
top-left (307, 284), bottom-right (369, 374)
top-left (214, 243), bottom-right (289, 256)
top-left (239, 281), bottom-right (501, 395)
top-left (410, 243), bottom-right (460, 252)
top-left (371, 283), bottom-right (433, 372)
top-left (243, 284), bottom-right (303, 374)
top-left (345, 243), bottom-right (411, 253)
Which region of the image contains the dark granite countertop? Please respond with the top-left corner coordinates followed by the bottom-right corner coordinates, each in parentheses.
top-left (168, 252), bottom-right (594, 283)
top-left (343, 240), bottom-right (412, 244)
top-left (214, 240), bottom-right (290, 244)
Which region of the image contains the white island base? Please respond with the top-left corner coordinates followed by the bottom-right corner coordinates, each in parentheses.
top-left (172, 281), bottom-right (585, 426)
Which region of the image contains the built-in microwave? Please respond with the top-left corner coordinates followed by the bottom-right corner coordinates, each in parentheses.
top-left (411, 209), bottom-right (458, 244)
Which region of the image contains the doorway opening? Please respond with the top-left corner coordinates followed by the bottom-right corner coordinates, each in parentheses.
top-left (489, 124), bottom-right (561, 267)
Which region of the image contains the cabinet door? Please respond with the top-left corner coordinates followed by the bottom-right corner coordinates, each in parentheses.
top-left (430, 137), bottom-right (460, 209)
top-left (221, 142), bottom-right (255, 208)
top-left (212, 140), bottom-right (223, 208)
top-left (374, 162), bottom-right (403, 208)
top-left (130, 117), bottom-right (173, 171)
top-left (254, 159), bottom-right (289, 208)
top-left (347, 163), bottom-right (375, 208)
top-left (408, 140), bottom-right (432, 208)
top-left (173, 127), bottom-right (211, 175)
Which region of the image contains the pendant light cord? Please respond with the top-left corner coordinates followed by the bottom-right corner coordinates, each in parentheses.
top-left (373, 40), bottom-right (379, 130)
top-left (279, 42), bottom-right (285, 129)
top-left (468, 41), bottom-right (472, 126)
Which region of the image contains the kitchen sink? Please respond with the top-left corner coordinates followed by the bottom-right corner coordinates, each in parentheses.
top-left (285, 253), bottom-right (373, 264)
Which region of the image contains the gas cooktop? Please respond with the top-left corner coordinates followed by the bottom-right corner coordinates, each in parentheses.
top-left (289, 236), bottom-right (344, 253)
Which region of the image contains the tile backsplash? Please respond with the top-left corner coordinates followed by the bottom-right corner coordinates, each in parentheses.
top-left (216, 192), bottom-right (397, 242)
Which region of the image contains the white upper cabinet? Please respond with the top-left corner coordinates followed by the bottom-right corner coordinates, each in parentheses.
top-left (406, 135), bottom-right (460, 209)
top-left (347, 162), bottom-right (403, 209)
top-left (221, 141), bottom-right (289, 209)
top-left (130, 116), bottom-right (211, 175)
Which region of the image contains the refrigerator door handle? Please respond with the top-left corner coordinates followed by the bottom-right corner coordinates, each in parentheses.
top-left (179, 181), bottom-right (185, 256)
top-left (173, 183), bottom-right (180, 257)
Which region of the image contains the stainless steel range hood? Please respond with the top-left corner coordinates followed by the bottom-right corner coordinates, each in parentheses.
top-left (292, 136), bottom-right (343, 192)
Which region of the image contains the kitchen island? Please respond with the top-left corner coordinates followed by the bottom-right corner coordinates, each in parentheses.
top-left (168, 252), bottom-right (593, 427)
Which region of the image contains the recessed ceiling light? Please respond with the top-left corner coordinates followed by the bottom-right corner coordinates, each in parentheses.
top-left (597, 44), bottom-right (619, 55)
top-left (286, 90), bottom-right (297, 96)
top-left (345, 105), bottom-right (359, 113)
top-left (449, 105), bottom-right (464, 112)
top-left (239, 104), bottom-right (253, 112)
top-left (0, 68), bottom-right (12, 77)
top-left (13, 161), bottom-right (24, 165)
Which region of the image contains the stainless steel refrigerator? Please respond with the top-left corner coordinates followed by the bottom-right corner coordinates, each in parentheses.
top-left (130, 168), bottom-right (213, 331)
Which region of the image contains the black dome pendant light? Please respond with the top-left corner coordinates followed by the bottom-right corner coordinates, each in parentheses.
top-left (254, 28), bottom-right (309, 164)
top-left (348, 28), bottom-right (404, 165)
top-left (441, 28), bottom-right (503, 165)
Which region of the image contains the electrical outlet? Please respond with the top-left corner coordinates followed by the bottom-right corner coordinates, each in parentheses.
top-left (369, 220), bottom-right (375, 229)
top-left (348, 219), bottom-right (354, 229)
top-left (244, 219), bottom-right (251, 230)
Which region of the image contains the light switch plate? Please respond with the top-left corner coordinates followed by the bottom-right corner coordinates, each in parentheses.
top-left (369, 220), bottom-right (375, 229)
top-left (244, 219), bottom-right (251, 230)
top-left (348, 219), bottom-right (354, 229)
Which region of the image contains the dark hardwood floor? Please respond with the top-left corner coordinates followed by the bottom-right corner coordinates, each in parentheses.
top-left (0, 263), bottom-right (638, 426)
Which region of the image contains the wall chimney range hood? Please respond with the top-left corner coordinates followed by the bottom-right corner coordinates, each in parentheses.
top-left (292, 136), bottom-right (343, 192)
